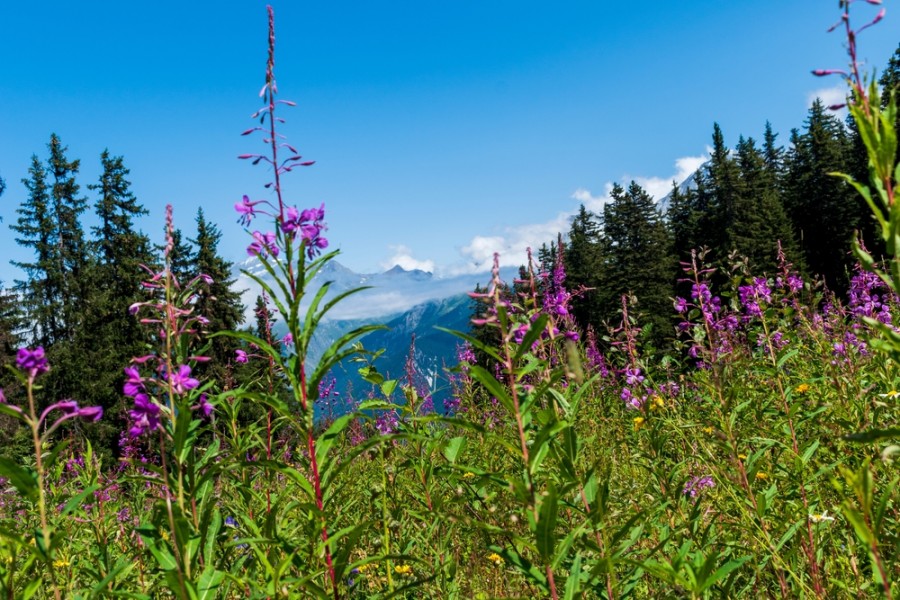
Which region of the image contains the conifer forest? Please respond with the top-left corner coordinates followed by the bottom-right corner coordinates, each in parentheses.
top-left (3, 3), bottom-right (900, 598)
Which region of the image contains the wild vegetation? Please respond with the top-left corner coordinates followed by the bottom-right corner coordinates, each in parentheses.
top-left (1, 2), bottom-right (899, 598)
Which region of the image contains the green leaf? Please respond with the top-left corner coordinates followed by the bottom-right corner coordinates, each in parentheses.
top-left (697, 556), bottom-right (751, 593)
top-left (197, 566), bottom-right (225, 600)
top-left (514, 313), bottom-right (550, 362)
top-left (563, 553), bottom-right (583, 600)
top-left (844, 428), bottom-right (900, 443)
top-left (536, 484), bottom-right (559, 561)
top-left (468, 365), bottom-right (514, 416)
top-left (0, 457), bottom-right (38, 501)
top-left (842, 505), bottom-right (875, 546)
top-left (315, 414), bottom-right (353, 469)
top-left (61, 484), bottom-right (100, 515)
top-left (443, 436), bottom-right (466, 464)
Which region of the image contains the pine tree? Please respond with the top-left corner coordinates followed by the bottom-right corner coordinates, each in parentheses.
top-left (731, 135), bottom-right (798, 274)
top-left (11, 155), bottom-right (58, 346)
top-left (166, 227), bottom-right (195, 284)
top-left (599, 181), bottom-right (675, 342)
top-left (58, 151), bottom-right (155, 453)
top-left (46, 134), bottom-right (89, 342)
top-left (784, 100), bottom-right (857, 291)
top-left (564, 204), bottom-right (604, 330)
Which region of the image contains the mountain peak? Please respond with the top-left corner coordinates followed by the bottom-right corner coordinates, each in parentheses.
top-left (384, 264), bottom-right (433, 280)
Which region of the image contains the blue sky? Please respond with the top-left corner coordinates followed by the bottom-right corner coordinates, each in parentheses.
top-left (0, 1), bottom-right (896, 286)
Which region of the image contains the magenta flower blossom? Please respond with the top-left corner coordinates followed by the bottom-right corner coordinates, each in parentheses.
top-left (123, 367), bottom-right (144, 397)
top-left (235, 194), bottom-right (264, 226)
top-left (16, 347), bottom-right (49, 378)
top-left (194, 394), bottom-right (214, 418)
top-left (235, 349), bottom-right (249, 363)
top-left (282, 333), bottom-right (293, 346)
top-left (683, 475), bottom-right (715, 498)
top-left (281, 203), bottom-right (328, 259)
top-left (41, 400), bottom-right (103, 428)
top-left (168, 365), bottom-right (200, 395)
top-left (129, 393), bottom-right (161, 437)
top-left (247, 231), bottom-right (279, 258)
top-left (78, 406), bottom-right (103, 422)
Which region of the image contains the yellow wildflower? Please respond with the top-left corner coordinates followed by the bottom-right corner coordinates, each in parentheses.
top-left (738, 454), bottom-right (747, 461)
top-left (702, 426), bottom-right (714, 434)
top-left (650, 395), bottom-right (665, 411)
top-left (160, 529), bottom-right (170, 542)
top-left (795, 383), bottom-right (811, 394)
top-left (394, 564), bottom-right (412, 576)
top-left (356, 563), bottom-right (374, 573)
top-left (462, 472), bottom-right (476, 480)
top-left (487, 552), bottom-right (504, 566)
top-left (879, 390), bottom-right (900, 399)
top-left (633, 417), bottom-right (645, 431)
top-left (53, 557), bottom-right (70, 568)
top-left (755, 472), bottom-right (769, 480)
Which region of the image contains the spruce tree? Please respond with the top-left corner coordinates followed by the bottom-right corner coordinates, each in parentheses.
top-left (564, 204), bottom-right (604, 330)
top-left (731, 135), bottom-right (798, 274)
top-left (59, 151), bottom-right (155, 453)
top-left (46, 134), bottom-right (89, 342)
top-left (599, 181), bottom-right (675, 342)
top-left (11, 155), bottom-right (58, 346)
top-left (784, 100), bottom-right (857, 291)
top-left (191, 208), bottom-right (245, 381)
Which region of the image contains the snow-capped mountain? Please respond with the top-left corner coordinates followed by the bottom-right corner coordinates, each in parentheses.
top-left (233, 259), bottom-right (517, 411)
top-left (656, 160), bottom-right (709, 214)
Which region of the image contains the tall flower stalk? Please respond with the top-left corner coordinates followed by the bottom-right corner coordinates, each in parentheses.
top-left (225, 6), bottom-right (385, 597)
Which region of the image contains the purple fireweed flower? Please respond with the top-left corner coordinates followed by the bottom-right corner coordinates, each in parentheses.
top-left (247, 231), bottom-right (279, 258)
top-left (674, 297), bottom-right (688, 313)
top-left (683, 475), bottom-right (715, 498)
top-left (281, 206), bottom-right (302, 234)
top-left (168, 365), bottom-right (199, 395)
top-left (375, 410), bottom-right (399, 435)
top-left (194, 394), bottom-right (214, 418)
top-left (129, 393), bottom-right (161, 437)
top-left (16, 347), bottom-right (49, 378)
top-left (624, 367), bottom-right (644, 386)
top-left (282, 333), bottom-right (293, 346)
top-left (691, 283), bottom-right (712, 304)
top-left (41, 400), bottom-right (103, 428)
top-left (123, 367), bottom-right (144, 397)
top-left (235, 195), bottom-right (265, 226)
top-left (280, 203), bottom-right (328, 259)
top-left (78, 406), bottom-right (103, 422)
top-left (235, 349), bottom-right (249, 364)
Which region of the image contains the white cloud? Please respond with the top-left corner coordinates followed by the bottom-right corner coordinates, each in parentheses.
top-left (630, 151), bottom-right (710, 201)
top-left (380, 245), bottom-right (435, 273)
top-left (807, 85), bottom-right (849, 115)
top-left (442, 151), bottom-right (710, 276)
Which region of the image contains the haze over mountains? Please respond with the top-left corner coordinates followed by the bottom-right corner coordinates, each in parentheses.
top-left (234, 257), bottom-right (520, 409)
